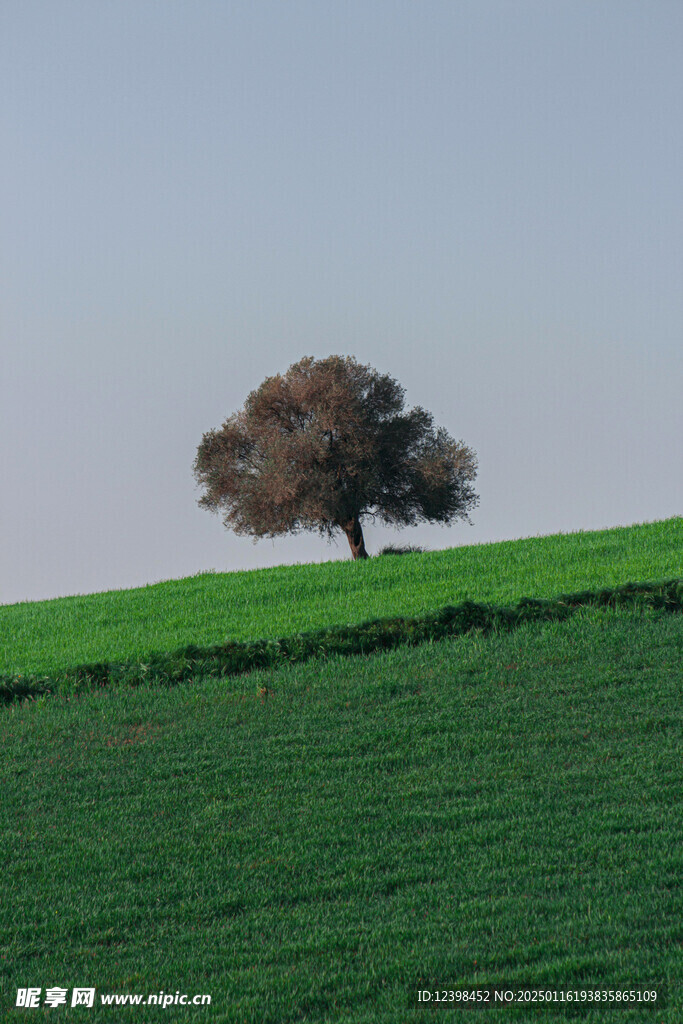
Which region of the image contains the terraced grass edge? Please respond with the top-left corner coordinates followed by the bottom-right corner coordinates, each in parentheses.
top-left (3, 578), bottom-right (682, 708)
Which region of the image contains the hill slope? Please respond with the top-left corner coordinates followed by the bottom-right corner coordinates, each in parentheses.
top-left (1, 606), bottom-right (680, 1022)
top-left (1, 516), bottom-right (681, 676)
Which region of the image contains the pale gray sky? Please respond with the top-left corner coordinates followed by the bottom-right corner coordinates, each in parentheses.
top-left (2, 1), bottom-right (681, 605)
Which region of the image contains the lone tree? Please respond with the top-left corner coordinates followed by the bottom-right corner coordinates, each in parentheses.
top-left (193, 355), bottom-right (478, 560)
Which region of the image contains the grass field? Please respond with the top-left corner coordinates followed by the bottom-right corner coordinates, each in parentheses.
top-left (1, 606), bottom-right (680, 1022)
top-left (1, 518), bottom-right (681, 1021)
top-left (1, 516), bottom-right (681, 676)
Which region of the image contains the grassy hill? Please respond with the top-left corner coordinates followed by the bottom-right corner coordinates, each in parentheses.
top-left (1, 516), bottom-right (681, 676)
top-left (1, 518), bottom-right (681, 1022)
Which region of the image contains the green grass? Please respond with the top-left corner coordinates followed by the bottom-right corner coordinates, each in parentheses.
top-left (1, 516), bottom-right (681, 676)
top-left (3, 577), bottom-right (680, 707)
top-left (1, 606), bottom-right (680, 1022)
top-left (1, 518), bottom-right (681, 1020)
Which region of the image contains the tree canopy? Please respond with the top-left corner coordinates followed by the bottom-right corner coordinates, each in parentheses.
top-left (193, 355), bottom-right (478, 559)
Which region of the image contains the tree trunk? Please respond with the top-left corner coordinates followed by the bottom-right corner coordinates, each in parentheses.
top-left (343, 516), bottom-right (369, 560)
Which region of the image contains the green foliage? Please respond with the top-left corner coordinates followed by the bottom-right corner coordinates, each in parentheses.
top-left (377, 544), bottom-right (425, 555)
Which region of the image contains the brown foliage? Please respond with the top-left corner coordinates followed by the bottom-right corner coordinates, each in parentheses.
top-left (193, 355), bottom-right (478, 559)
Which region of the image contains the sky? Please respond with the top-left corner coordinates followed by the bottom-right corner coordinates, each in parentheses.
top-left (1, 0), bottom-right (681, 606)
